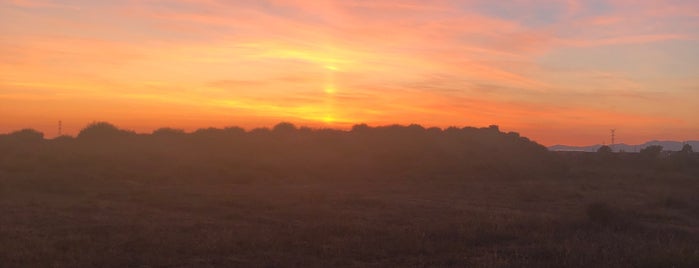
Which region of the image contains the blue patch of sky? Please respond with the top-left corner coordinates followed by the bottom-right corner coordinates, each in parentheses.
top-left (537, 39), bottom-right (699, 79)
top-left (458, 1), bottom-right (620, 40)
top-left (460, 2), bottom-right (568, 28)
top-left (254, 1), bottom-right (332, 27)
top-left (579, 0), bottom-right (614, 17)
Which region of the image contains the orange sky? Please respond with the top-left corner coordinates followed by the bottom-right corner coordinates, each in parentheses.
top-left (1, 0), bottom-right (698, 145)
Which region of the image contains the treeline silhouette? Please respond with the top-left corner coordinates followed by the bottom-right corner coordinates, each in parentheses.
top-left (558, 143), bottom-right (699, 173)
top-left (0, 122), bottom-right (563, 181)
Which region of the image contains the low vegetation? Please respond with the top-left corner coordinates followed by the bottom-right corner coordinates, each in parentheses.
top-left (1, 122), bottom-right (698, 267)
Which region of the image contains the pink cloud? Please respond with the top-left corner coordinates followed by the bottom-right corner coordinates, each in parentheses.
top-left (558, 34), bottom-right (690, 47)
top-left (2, 0), bottom-right (698, 144)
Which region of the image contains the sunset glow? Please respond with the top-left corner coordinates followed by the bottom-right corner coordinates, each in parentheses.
top-left (1, 0), bottom-right (698, 145)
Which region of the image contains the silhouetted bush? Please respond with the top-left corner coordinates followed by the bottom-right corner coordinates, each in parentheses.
top-left (152, 127), bottom-right (186, 136)
top-left (1, 121), bottom-right (566, 181)
top-left (351, 123), bottom-right (371, 133)
top-left (191, 127), bottom-right (222, 136)
top-left (640, 145), bottom-right (663, 159)
top-left (77, 122), bottom-right (134, 140)
top-left (4, 129), bottom-right (44, 143)
top-left (273, 122), bottom-right (297, 133)
top-left (597, 145), bottom-right (612, 154)
top-left (680, 144), bottom-right (693, 154)
top-left (594, 145), bottom-right (616, 164)
top-left (222, 126), bottom-right (245, 135)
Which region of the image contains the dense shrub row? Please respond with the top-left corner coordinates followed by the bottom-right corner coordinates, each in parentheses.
top-left (0, 122), bottom-right (564, 181)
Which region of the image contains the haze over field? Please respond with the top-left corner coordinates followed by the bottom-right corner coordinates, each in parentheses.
top-left (2, 0), bottom-right (698, 145)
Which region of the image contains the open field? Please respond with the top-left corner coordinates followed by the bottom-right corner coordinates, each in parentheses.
top-left (1, 125), bottom-right (698, 267)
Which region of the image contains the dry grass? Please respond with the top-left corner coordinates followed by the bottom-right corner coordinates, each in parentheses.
top-left (1, 165), bottom-right (698, 267)
top-left (1, 126), bottom-right (697, 267)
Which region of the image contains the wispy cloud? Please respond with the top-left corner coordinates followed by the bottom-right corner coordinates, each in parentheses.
top-left (1, 0), bottom-right (697, 144)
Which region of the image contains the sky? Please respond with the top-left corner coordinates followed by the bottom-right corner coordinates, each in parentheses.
top-left (1, 0), bottom-right (698, 145)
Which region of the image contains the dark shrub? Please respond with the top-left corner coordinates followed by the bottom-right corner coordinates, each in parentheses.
top-left (597, 145), bottom-right (612, 154)
top-left (351, 123), bottom-right (371, 132)
top-left (640, 145), bottom-right (663, 159)
top-left (152, 127), bottom-right (186, 136)
top-left (77, 122), bottom-right (133, 140)
top-left (273, 122), bottom-right (297, 133)
top-left (6, 129), bottom-right (44, 143)
top-left (680, 144), bottom-right (693, 154)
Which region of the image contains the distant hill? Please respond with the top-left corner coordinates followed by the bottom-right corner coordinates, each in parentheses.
top-left (549, 140), bottom-right (699, 152)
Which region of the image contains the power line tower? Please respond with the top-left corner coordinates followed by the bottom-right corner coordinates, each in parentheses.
top-left (58, 120), bottom-right (62, 136)
top-left (610, 129), bottom-right (616, 150)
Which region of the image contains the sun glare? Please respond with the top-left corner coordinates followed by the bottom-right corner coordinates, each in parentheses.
top-left (324, 85), bottom-right (337, 94)
top-left (322, 115), bottom-right (336, 123)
